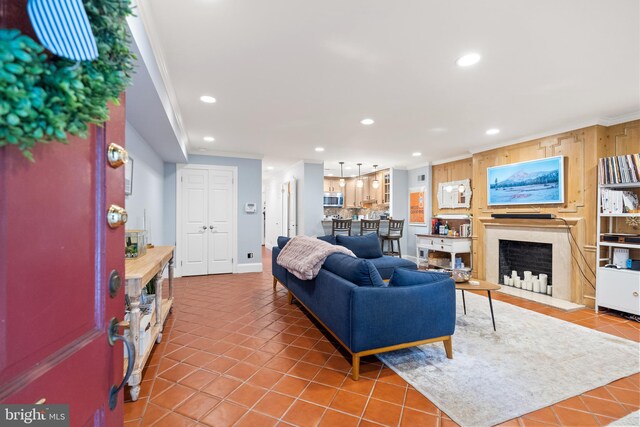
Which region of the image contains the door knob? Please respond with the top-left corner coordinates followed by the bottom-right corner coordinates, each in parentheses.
top-left (209, 225), bottom-right (215, 229)
top-left (107, 205), bottom-right (128, 228)
top-left (107, 143), bottom-right (129, 168)
top-left (202, 226), bottom-right (207, 230)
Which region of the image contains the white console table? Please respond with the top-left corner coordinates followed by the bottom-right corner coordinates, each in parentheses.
top-left (416, 234), bottom-right (472, 270)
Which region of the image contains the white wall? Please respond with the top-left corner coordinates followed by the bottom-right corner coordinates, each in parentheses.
top-left (124, 122), bottom-right (166, 245)
top-left (303, 162), bottom-right (324, 236)
top-left (390, 168), bottom-right (409, 257)
top-left (407, 164), bottom-right (432, 262)
top-left (264, 161), bottom-right (324, 248)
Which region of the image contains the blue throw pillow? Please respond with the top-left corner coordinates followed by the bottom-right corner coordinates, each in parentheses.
top-left (323, 253), bottom-right (386, 287)
top-left (277, 236), bottom-right (291, 249)
top-left (336, 233), bottom-right (383, 259)
top-left (317, 235), bottom-right (336, 245)
top-left (389, 268), bottom-right (450, 287)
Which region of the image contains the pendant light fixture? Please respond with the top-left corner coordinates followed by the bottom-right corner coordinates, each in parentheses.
top-left (372, 165), bottom-right (380, 189)
top-left (356, 163), bottom-right (364, 188)
top-left (339, 162), bottom-right (346, 187)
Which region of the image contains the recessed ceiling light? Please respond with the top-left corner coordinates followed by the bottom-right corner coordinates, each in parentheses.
top-left (486, 128), bottom-right (500, 135)
top-left (267, 166), bottom-right (274, 170)
top-left (315, 147), bottom-right (325, 152)
top-left (361, 118), bottom-right (375, 125)
top-left (412, 152), bottom-right (422, 157)
top-left (327, 173), bottom-right (334, 177)
top-left (456, 53), bottom-right (481, 67)
top-left (203, 136), bottom-right (215, 142)
top-left (198, 148), bottom-right (206, 152)
top-left (200, 95), bottom-right (216, 103)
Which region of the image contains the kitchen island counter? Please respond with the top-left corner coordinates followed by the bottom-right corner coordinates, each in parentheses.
top-left (321, 219), bottom-right (390, 235)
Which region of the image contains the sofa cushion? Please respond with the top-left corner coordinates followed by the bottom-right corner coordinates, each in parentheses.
top-left (389, 268), bottom-right (450, 287)
top-left (317, 235), bottom-right (336, 245)
top-left (277, 236), bottom-right (291, 249)
top-left (368, 256), bottom-right (417, 280)
top-left (323, 253), bottom-right (386, 287)
top-left (336, 233), bottom-right (383, 259)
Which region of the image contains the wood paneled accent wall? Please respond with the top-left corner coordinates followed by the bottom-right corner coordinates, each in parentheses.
top-left (431, 158), bottom-right (474, 217)
top-left (431, 120), bottom-right (640, 306)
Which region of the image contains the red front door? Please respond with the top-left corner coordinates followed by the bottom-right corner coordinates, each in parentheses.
top-left (0, 4), bottom-right (127, 424)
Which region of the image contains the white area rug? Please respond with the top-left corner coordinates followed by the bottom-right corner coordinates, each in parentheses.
top-left (377, 292), bottom-right (640, 427)
top-left (608, 410), bottom-right (640, 426)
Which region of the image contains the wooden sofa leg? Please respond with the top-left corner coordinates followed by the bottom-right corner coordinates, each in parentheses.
top-left (272, 276), bottom-right (277, 290)
top-left (287, 291), bottom-right (293, 305)
top-left (443, 336), bottom-right (453, 359)
top-left (351, 354), bottom-right (360, 381)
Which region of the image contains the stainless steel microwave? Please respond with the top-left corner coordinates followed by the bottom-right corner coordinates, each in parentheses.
top-left (323, 192), bottom-right (344, 207)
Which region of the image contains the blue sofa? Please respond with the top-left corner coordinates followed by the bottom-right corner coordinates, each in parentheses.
top-left (272, 235), bottom-right (456, 380)
top-left (272, 233), bottom-right (417, 287)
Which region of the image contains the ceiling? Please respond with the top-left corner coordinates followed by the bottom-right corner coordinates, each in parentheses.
top-left (137, 0), bottom-right (640, 176)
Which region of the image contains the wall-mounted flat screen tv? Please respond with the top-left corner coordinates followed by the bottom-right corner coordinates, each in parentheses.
top-left (487, 156), bottom-right (564, 206)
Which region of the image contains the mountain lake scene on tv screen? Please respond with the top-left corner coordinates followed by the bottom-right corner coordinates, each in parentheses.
top-left (489, 158), bottom-right (562, 204)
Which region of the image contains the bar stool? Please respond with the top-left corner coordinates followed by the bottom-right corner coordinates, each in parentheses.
top-left (360, 219), bottom-right (381, 236)
top-left (332, 218), bottom-right (352, 236)
top-left (380, 219), bottom-right (405, 257)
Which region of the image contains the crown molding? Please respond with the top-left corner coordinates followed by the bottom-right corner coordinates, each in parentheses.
top-left (190, 150), bottom-right (264, 160)
top-left (466, 111), bottom-right (640, 155)
top-left (596, 110), bottom-right (640, 126)
top-left (129, 1), bottom-right (189, 151)
top-left (431, 153), bottom-right (473, 165)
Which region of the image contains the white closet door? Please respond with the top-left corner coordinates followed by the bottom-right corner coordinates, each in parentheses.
top-left (181, 168), bottom-right (209, 276)
top-left (208, 169), bottom-right (234, 274)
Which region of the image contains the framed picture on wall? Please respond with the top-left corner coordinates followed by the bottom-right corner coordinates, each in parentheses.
top-left (409, 187), bottom-right (426, 224)
top-left (487, 156), bottom-right (564, 206)
top-left (125, 157), bottom-right (133, 196)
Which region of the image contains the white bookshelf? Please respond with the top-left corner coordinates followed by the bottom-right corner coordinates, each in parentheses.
top-left (595, 179), bottom-right (640, 316)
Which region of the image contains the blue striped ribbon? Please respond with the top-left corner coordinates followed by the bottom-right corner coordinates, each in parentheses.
top-left (27, 0), bottom-right (98, 61)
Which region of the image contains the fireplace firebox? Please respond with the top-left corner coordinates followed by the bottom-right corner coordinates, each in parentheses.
top-left (499, 240), bottom-right (553, 290)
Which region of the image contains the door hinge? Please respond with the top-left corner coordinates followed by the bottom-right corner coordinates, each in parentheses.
top-left (180, 261), bottom-right (183, 266)
top-left (181, 176), bottom-right (183, 183)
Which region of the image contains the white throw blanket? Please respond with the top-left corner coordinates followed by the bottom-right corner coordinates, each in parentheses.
top-left (276, 235), bottom-right (355, 280)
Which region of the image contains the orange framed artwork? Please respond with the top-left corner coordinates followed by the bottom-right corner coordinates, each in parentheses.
top-left (409, 187), bottom-right (426, 224)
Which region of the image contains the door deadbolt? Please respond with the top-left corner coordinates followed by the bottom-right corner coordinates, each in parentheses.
top-left (107, 205), bottom-right (128, 228)
top-left (109, 270), bottom-right (122, 298)
top-left (107, 143), bottom-right (129, 168)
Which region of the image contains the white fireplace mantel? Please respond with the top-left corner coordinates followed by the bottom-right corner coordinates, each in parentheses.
top-left (480, 217), bottom-right (581, 303)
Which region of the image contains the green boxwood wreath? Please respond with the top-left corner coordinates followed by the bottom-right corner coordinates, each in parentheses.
top-left (0, 0), bottom-right (135, 161)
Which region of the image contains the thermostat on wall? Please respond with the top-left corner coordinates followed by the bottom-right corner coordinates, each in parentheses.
top-left (245, 203), bottom-right (257, 213)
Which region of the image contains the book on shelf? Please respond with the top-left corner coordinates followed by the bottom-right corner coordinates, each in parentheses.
top-left (600, 187), bottom-right (640, 214)
top-left (599, 153), bottom-right (640, 185)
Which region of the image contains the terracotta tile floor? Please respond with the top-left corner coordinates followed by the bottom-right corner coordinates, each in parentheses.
top-left (125, 248), bottom-right (640, 426)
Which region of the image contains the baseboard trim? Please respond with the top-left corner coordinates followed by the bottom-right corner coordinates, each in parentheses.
top-left (237, 263), bottom-right (263, 273)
